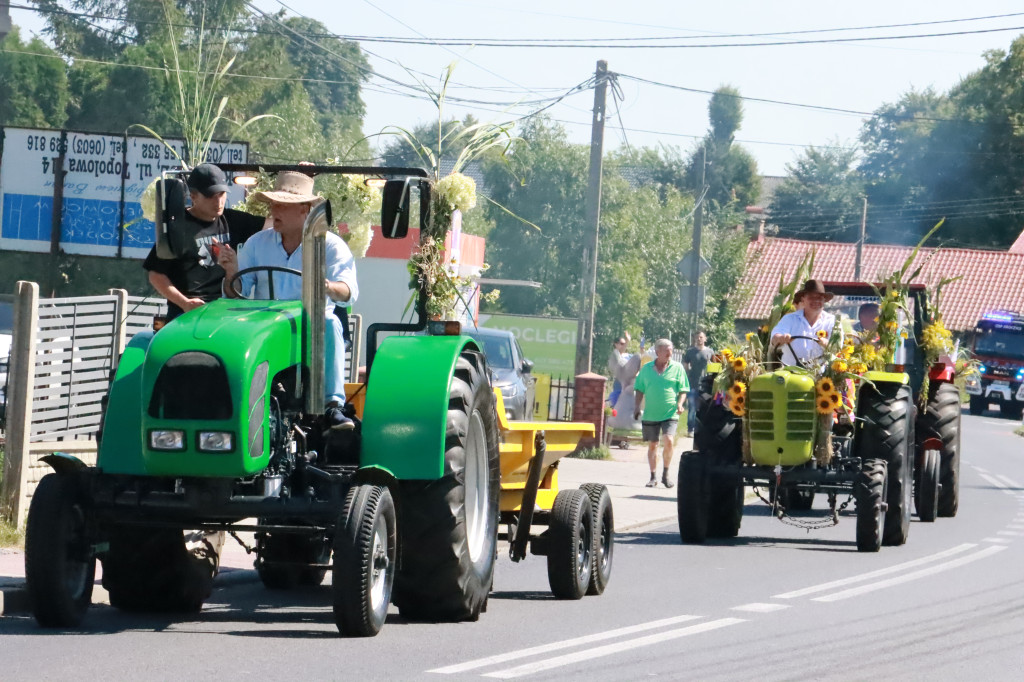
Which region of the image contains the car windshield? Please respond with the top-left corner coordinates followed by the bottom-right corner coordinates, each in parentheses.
top-left (468, 333), bottom-right (514, 369)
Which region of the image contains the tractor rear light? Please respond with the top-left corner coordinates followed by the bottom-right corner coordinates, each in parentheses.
top-left (150, 429), bottom-right (185, 451)
top-left (198, 431), bottom-right (234, 452)
top-left (427, 320), bottom-right (462, 336)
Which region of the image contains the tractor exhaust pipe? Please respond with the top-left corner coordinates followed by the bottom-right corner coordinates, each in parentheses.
top-left (301, 200), bottom-right (332, 415)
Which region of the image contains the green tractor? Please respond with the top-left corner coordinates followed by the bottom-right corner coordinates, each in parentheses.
top-left (677, 282), bottom-right (961, 551)
top-left (24, 165), bottom-right (500, 636)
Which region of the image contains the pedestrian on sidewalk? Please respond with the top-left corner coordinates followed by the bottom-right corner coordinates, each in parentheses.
top-left (606, 333), bottom-right (631, 408)
top-left (682, 330), bottom-right (714, 438)
top-left (633, 338), bottom-right (689, 488)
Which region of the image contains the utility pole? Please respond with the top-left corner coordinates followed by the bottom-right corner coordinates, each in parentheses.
top-left (854, 196), bottom-right (867, 281)
top-left (575, 60), bottom-right (608, 376)
top-left (689, 145), bottom-right (707, 343)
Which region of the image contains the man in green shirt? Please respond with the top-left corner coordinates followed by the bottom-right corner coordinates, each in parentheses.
top-left (634, 338), bottom-right (689, 488)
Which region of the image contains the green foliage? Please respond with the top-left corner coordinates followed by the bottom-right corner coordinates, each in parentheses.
top-left (568, 443), bottom-right (611, 460)
top-left (0, 27), bottom-right (70, 128)
top-left (770, 143), bottom-right (865, 242)
top-left (684, 86), bottom-right (761, 209)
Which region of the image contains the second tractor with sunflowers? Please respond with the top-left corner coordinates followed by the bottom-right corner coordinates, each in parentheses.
top-left (677, 280), bottom-right (964, 552)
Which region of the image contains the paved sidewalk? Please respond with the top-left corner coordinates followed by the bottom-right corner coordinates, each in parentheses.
top-left (0, 438), bottom-right (686, 617)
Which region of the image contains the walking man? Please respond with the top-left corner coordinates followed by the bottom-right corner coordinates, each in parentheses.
top-left (633, 338), bottom-right (689, 488)
top-left (682, 331), bottom-right (714, 438)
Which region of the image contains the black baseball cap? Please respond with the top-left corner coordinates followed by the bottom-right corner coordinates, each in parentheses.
top-left (187, 163), bottom-right (229, 196)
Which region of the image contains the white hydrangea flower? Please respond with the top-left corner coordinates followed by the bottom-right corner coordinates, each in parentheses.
top-left (436, 172), bottom-right (477, 213)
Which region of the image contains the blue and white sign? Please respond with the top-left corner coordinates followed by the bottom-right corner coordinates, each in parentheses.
top-left (0, 127), bottom-right (247, 258)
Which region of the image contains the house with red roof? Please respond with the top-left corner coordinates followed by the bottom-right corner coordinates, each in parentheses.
top-left (737, 233), bottom-right (1024, 333)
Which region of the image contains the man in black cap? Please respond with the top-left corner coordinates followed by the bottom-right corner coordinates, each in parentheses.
top-left (143, 163), bottom-right (266, 319)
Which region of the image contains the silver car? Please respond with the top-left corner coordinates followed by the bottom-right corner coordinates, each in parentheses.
top-left (464, 328), bottom-right (536, 421)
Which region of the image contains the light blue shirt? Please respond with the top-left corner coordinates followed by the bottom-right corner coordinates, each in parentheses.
top-left (771, 309), bottom-right (836, 366)
top-left (236, 228), bottom-right (358, 312)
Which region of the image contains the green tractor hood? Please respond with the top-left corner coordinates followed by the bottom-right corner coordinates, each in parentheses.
top-left (98, 299), bottom-right (304, 476)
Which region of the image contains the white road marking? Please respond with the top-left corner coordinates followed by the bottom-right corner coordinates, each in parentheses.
top-left (481, 618), bottom-right (745, 679)
top-left (974, 466), bottom-right (990, 473)
top-left (428, 615), bottom-right (701, 674)
top-left (996, 530), bottom-right (1021, 536)
top-left (1005, 525), bottom-right (1024, 530)
top-left (812, 546), bottom-right (1007, 603)
top-left (731, 603), bottom-right (790, 613)
top-left (996, 474), bottom-right (1021, 488)
top-left (983, 537), bottom-right (1012, 543)
top-left (773, 544), bottom-right (977, 599)
top-left (978, 472), bottom-right (1010, 489)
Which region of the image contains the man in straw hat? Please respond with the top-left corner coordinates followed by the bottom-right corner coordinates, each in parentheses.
top-left (219, 170), bottom-right (358, 431)
top-left (770, 279), bottom-right (836, 366)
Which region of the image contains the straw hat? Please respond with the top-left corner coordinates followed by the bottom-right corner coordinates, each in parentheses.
top-left (253, 171), bottom-right (324, 205)
top-left (794, 279), bottom-right (834, 304)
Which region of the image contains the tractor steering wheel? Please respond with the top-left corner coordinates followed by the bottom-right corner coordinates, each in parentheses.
top-left (775, 334), bottom-right (822, 370)
top-left (228, 265), bottom-right (302, 300)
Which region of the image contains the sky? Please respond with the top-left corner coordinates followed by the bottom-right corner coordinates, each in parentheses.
top-left (10, 1), bottom-right (1024, 176)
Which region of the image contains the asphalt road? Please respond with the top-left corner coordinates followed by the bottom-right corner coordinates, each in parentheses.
top-left (2, 411), bottom-right (1022, 681)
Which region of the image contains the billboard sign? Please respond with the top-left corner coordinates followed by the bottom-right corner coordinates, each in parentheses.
top-left (476, 313), bottom-right (578, 378)
top-left (0, 127), bottom-right (247, 259)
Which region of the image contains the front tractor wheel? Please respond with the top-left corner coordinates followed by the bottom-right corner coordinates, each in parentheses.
top-left (677, 451), bottom-right (709, 544)
top-left (25, 473), bottom-right (95, 627)
top-left (855, 459), bottom-right (888, 552)
top-left (333, 484), bottom-right (396, 637)
top-left (394, 350), bottom-right (500, 622)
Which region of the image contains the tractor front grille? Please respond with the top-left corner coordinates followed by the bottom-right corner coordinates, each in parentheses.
top-left (786, 393), bottom-right (816, 440)
top-left (747, 391), bottom-right (774, 441)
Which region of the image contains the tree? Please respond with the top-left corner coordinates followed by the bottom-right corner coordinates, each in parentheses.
top-left (685, 86), bottom-right (761, 209)
top-left (769, 143), bottom-right (865, 242)
top-left (0, 27), bottom-right (70, 128)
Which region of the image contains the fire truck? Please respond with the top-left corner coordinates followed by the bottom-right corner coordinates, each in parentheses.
top-left (966, 311), bottom-right (1024, 418)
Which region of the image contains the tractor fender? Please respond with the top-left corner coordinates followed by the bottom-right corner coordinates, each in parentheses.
top-left (96, 330), bottom-right (155, 474)
top-left (360, 334), bottom-right (478, 480)
top-left (39, 452), bottom-right (89, 475)
top-left (928, 363), bottom-right (955, 383)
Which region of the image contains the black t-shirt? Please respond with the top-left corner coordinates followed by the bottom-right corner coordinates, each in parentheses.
top-left (683, 345), bottom-right (714, 388)
top-left (143, 208), bottom-right (265, 316)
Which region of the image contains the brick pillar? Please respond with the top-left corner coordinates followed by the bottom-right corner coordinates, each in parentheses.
top-left (573, 372), bottom-right (607, 445)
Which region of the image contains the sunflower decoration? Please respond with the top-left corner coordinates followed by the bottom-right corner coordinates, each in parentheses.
top-left (729, 381), bottom-right (747, 397)
top-left (816, 329), bottom-right (828, 340)
top-left (732, 356), bottom-right (748, 372)
top-left (815, 393), bottom-right (834, 415)
top-left (816, 377), bottom-right (835, 394)
top-left (831, 359), bottom-right (848, 374)
top-left (729, 392), bottom-right (747, 417)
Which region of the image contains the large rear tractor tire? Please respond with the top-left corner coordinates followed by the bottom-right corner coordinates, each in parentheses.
top-left (707, 478), bottom-right (744, 538)
top-left (546, 489), bottom-right (594, 600)
top-left (916, 381), bottom-right (961, 517)
top-left (694, 393), bottom-right (743, 539)
top-left (333, 484), bottom-right (396, 637)
top-left (580, 483), bottom-right (614, 596)
top-left (857, 382), bottom-right (913, 546)
top-left (25, 473), bottom-right (96, 627)
top-left (855, 459), bottom-right (888, 552)
top-left (915, 449), bottom-right (940, 523)
top-left (394, 350), bottom-right (500, 622)
top-left (677, 451), bottom-right (709, 544)
top-left (102, 527), bottom-right (217, 613)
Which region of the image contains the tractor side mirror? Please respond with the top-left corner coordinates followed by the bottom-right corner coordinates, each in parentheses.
top-left (154, 177), bottom-right (189, 259)
top-left (381, 178), bottom-right (432, 239)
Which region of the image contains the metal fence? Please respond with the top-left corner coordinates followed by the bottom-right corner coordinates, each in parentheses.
top-left (547, 375), bottom-right (576, 421)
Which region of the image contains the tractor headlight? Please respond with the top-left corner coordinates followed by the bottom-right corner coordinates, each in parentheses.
top-left (198, 431), bottom-right (234, 452)
top-left (149, 429), bottom-right (185, 451)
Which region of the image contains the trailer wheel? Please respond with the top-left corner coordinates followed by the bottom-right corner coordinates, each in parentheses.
top-left (857, 382), bottom-right (913, 546)
top-left (855, 459), bottom-right (888, 552)
top-left (915, 449), bottom-right (940, 522)
top-left (968, 395), bottom-right (985, 416)
top-left (677, 451), bottom-right (709, 544)
top-left (580, 483), bottom-right (613, 596)
top-left (395, 350), bottom-right (500, 622)
top-left (546, 489), bottom-right (594, 600)
top-left (103, 527), bottom-right (216, 613)
top-left (1000, 402), bottom-right (1024, 420)
top-left (333, 484), bottom-right (396, 637)
top-left (916, 381), bottom-right (961, 517)
top-left (25, 473), bottom-right (95, 627)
